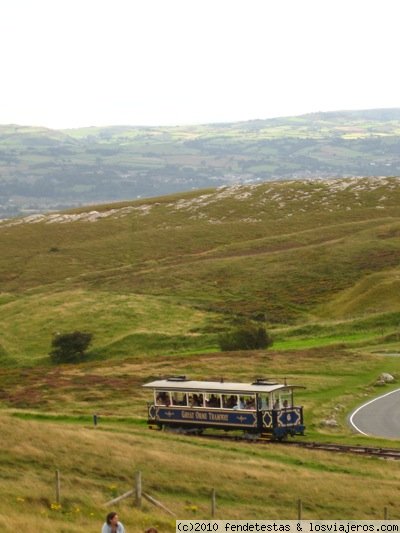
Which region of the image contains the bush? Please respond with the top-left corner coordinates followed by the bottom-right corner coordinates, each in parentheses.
top-left (218, 323), bottom-right (273, 351)
top-left (50, 331), bottom-right (93, 364)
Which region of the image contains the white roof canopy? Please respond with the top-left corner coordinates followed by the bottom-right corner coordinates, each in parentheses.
top-left (143, 379), bottom-right (297, 394)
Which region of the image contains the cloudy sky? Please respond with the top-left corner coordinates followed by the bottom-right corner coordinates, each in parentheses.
top-left (1, 0), bottom-right (399, 129)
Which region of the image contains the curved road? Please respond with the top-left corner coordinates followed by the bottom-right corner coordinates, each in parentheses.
top-left (349, 388), bottom-right (400, 438)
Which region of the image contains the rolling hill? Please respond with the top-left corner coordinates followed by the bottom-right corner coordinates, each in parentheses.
top-left (0, 175), bottom-right (399, 364)
top-left (2, 108), bottom-right (400, 218)
top-left (1, 176), bottom-right (400, 530)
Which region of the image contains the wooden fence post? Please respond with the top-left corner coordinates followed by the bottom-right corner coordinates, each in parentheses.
top-left (384, 507), bottom-right (389, 520)
top-left (297, 499), bottom-right (302, 520)
top-left (135, 471), bottom-right (142, 509)
top-left (143, 492), bottom-right (177, 517)
top-left (55, 470), bottom-right (61, 504)
top-left (211, 488), bottom-right (216, 518)
top-left (105, 490), bottom-right (134, 507)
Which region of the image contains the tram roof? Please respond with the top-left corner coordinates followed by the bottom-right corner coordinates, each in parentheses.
top-left (143, 379), bottom-right (297, 394)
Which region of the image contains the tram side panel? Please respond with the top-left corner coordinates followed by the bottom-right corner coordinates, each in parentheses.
top-left (268, 406), bottom-right (305, 438)
top-left (148, 405), bottom-right (258, 431)
top-left (148, 404), bottom-right (304, 437)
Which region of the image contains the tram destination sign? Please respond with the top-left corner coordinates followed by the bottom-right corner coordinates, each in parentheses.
top-left (155, 407), bottom-right (257, 428)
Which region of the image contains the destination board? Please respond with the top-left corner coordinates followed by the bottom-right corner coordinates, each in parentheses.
top-left (155, 407), bottom-right (258, 428)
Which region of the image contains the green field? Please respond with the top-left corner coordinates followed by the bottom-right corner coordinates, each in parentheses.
top-left (1, 176), bottom-right (400, 530)
top-left (1, 347), bottom-right (400, 532)
top-left (1, 176), bottom-right (400, 364)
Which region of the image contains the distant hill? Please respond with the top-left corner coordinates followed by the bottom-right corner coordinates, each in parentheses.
top-left (0, 176), bottom-right (399, 364)
top-left (1, 108), bottom-right (400, 218)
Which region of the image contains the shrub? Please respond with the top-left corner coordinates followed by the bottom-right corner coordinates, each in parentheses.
top-left (50, 331), bottom-right (93, 364)
top-left (218, 323), bottom-right (273, 351)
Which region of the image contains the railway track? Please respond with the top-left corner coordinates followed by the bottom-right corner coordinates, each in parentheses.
top-left (276, 440), bottom-right (400, 460)
top-left (187, 431), bottom-right (400, 460)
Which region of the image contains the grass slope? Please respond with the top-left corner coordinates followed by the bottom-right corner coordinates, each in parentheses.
top-left (1, 177), bottom-right (400, 529)
top-left (0, 176), bottom-right (400, 363)
top-left (2, 347), bottom-right (400, 530)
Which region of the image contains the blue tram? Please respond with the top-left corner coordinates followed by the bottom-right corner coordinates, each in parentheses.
top-left (143, 376), bottom-right (305, 440)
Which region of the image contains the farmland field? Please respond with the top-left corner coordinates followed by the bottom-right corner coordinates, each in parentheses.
top-left (2, 108), bottom-right (400, 218)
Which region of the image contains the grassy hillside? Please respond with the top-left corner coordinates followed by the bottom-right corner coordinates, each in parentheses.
top-left (6, 410), bottom-right (400, 532)
top-left (2, 177), bottom-right (400, 530)
top-left (0, 176), bottom-right (400, 364)
top-left (2, 347), bottom-right (400, 531)
top-left (2, 108), bottom-right (400, 218)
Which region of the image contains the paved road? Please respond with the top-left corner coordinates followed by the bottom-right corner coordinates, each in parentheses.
top-left (349, 388), bottom-right (400, 438)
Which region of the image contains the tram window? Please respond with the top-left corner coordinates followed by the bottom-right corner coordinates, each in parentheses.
top-left (273, 397), bottom-right (280, 409)
top-left (233, 396), bottom-right (245, 409)
top-left (259, 394), bottom-right (270, 410)
top-left (205, 393), bottom-right (221, 408)
top-left (189, 393), bottom-right (203, 407)
top-left (272, 394), bottom-right (291, 409)
top-left (155, 391), bottom-right (170, 406)
top-left (242, 395), bottom-right (255, 410)
top-left (171, 392), bottom-right (188, 406)
top-left (281, 393), bottom-right (291, 408)
top-left (222, 394), bottom-right (237, 408)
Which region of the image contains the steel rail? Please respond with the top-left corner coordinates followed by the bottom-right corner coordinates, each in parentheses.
top-left (178, 431), bottom-right (400, 460)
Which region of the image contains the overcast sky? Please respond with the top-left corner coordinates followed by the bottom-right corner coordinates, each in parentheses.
top-left (1, 0), bottom-right (399, 129)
